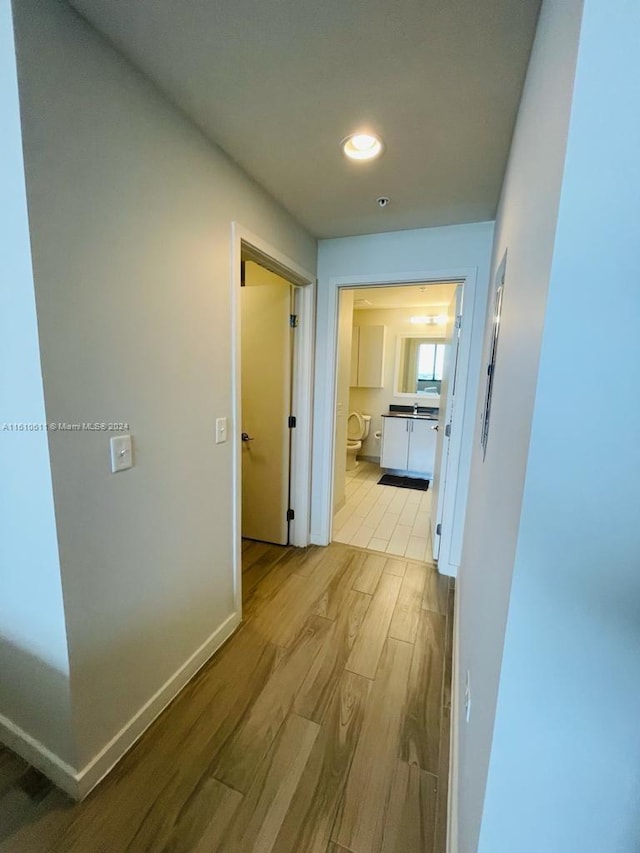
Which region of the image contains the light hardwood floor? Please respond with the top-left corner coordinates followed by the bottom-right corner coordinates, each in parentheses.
top-left (0, 540), bottom-right (453, 853)
top-left (333, 462), bottom-right (434, 562)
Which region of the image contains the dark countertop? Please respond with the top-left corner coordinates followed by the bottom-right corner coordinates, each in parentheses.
top-left (382, 411), bottom-right (438, 421)
top-left (382, 404), bottom-right (439, 421)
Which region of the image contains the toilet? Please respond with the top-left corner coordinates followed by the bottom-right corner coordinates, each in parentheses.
top-left (346, 411), bottom-right (371, 471)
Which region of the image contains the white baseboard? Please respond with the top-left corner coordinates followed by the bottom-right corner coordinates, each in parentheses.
top-left (447, 588), bottom-right (460, 853)
top-left (0, 712), bottom-right (80, 798)
top-left (0, 610), bottom-right (241, 801)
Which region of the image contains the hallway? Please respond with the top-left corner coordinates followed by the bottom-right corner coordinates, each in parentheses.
top-left (0, 542), bottom-right (453, 853)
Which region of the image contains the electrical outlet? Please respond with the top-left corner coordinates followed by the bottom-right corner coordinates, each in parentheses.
top-left (464, 670), bottom-right (472, 723)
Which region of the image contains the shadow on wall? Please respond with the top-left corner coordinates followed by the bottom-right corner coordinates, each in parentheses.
top-left (0, 635), bottom-right (74, 766)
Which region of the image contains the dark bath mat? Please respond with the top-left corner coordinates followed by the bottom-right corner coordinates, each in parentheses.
top-left (378, 474), bottom-right (429, 491)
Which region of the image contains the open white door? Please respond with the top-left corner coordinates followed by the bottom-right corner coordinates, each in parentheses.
top-left (431, 287), bottom-right (462, 560)
top-left (241, 261), bottom-right (293, 545)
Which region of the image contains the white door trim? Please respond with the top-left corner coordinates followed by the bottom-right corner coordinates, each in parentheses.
top-left (316, 266), bottom-right (478, 577)
top-left (230, 222), bottom-right (316, 612)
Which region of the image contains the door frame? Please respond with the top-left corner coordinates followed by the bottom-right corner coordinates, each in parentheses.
top-left (231, 222), bottom-right (315, 611)
top-left (320, 267), bottom-right (478, 577)
top-left (431, 285), bottom-right (463, 562)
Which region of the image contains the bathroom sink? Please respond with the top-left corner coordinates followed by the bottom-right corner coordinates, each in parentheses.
top-left (382, 410), bottom-right (438, 421)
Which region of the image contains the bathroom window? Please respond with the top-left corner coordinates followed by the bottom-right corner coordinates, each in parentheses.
top-left (417, 343), bottom-right (445, 382)
top-left (395, 336), bottom-right (445, 396)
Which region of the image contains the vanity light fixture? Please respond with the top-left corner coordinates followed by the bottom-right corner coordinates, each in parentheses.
top-left (410, 314), bottom-right (448, 325)
top-left (341, 132), bottom-right (384, 161)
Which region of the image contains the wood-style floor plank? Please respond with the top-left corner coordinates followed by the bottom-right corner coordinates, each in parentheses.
top-left (271, 671), bottom-right (370, 853)
top-left (380, 761), bottom-right (438, 853)
top-left (291, 545), bottom-right (334, 578)
top-left (434, 706), bottom-right (451, 853)
top-left (345, 573), bottom-right (403, 679)
top-left (253, 548), bottom-right (353, 647)
top-left (351, 552), bottom-right (386, 595)
top-left (217, 713), bottom-right (319, 853)
top-left (400, 610), bottom-right (445, 775)
top-left (295, 590), bottom-right (371, 724)
top-left (0, 542), bottom-right (453, 853)
top-left (383, 558), bottom-right (407, 578)
top-left (0, 748), bottom-right (29, 798)
top-left (388, 561), bottom-right (428, 644)
top-left (422, 566), bottom-right (450, 615)
top-left (213, 615), bottom-right (333, 793)
top-left (242, 544), bottom-right (295, 600)
top-left (333, 638), bottom-right (414, 853)
top-left (159, 778), bottom-right (242, 853)
top-left (0, 774), bottom-right (72, 853)
top-left (242, 539), bottom-right (276, 570)
top-left (434, 583), bottom-right (455, 853)
top-left (443, 586), bottom-right (455, 711)
top-left (314, 551), bottom-right (366, 620)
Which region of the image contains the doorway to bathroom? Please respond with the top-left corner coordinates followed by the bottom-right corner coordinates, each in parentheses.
top-left (331, 281), bottom-right (460, 564)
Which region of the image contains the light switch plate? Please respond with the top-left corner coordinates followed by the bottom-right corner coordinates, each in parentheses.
top-left (215, 417), bottom-right (228, 444)
top-left (110, 434), bottom-right (133, 473)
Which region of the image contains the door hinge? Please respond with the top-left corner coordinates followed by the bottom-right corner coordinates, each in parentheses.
top-left (455, 314), bottom-right (462, 330)
top-left (288, 415), bottom-right (296, 428)
top-left (436, 522), bottom-right (442, 536)
top-left (289, 314), bottom-right (298, 328)
top-left (287, 508), bottom-right (295, 521)
top-left (445, 423), bottom-right (452, 438)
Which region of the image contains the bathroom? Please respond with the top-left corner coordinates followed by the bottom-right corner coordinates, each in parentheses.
top-left (332, 282), bottom-right (458, 562)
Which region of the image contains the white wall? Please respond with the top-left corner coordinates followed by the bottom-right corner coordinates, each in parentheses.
top-left (350, 307), bottom-right (448, 460)
top-left (0, 2), bottom-right (73, 766)
top-left (477, 0), bottom-right (640, 848)
top-left (10, 0), bottom-right (315, 779)
top-left (455, 2), bottom-right (583, 849)
top-left (311, 222), bottom-right (494, 546)
top-left (454, 1), bottom-right (583, 847)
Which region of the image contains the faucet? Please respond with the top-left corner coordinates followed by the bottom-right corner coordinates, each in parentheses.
top-left (413, 402), bottom-right (419, 414)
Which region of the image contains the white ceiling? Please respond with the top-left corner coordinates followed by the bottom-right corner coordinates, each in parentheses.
top-left (68, 0), bottom-right (541, 239)
top-left (352, 283), bottom-right (458, 310)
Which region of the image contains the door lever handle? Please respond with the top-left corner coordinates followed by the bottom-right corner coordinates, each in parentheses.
top-left (431, 424), bottom-right (439, 431)
top-left (241, 432), bottom-right (254, 442)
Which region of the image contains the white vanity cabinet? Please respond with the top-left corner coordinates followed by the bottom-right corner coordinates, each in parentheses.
top-left (380, 416), bottom-right (437, 477)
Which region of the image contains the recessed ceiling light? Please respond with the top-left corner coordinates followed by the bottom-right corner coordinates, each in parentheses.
top-left (341, 132), bottom-right (384, 161)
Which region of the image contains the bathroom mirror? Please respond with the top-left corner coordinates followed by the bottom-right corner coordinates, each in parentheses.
top-left (394, 336), bottom-right (445, 398)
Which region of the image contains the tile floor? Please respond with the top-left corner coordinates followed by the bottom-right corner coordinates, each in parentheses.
top-left (333, 460), bottom-right (434, 562)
